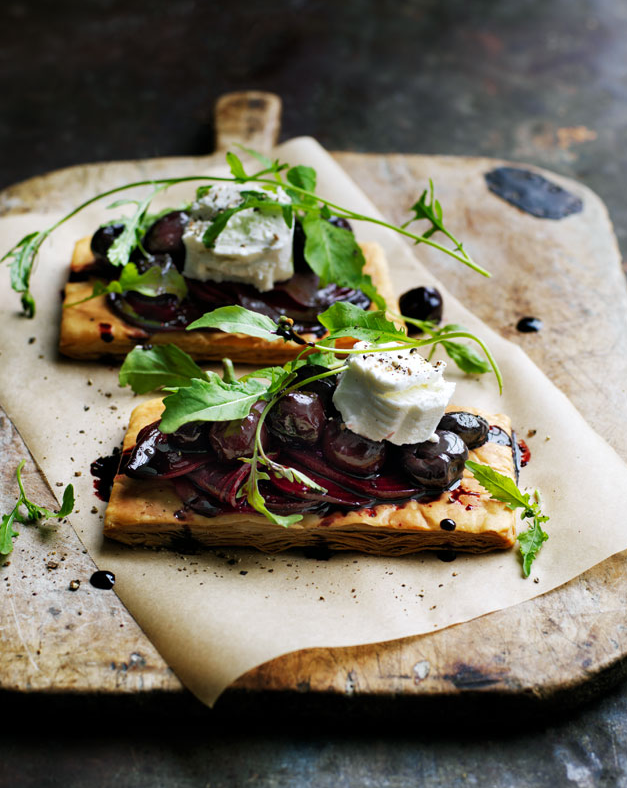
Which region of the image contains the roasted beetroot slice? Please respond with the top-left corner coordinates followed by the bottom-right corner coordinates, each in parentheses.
top-left (268, 464), bottom-right (373, 508)
top-left (124, 422), bottom-right (213, 479)
top-left (187, 461), bottom-right (251, 508)
top-left (172, 476), bottom-right (223, 518)
top-left (285, 449), bottom-right (419, 499)
top-left (183, 466), bottom-right (320, 517)
top-left (108, 292), bottom-right (201, 331)
top-left (260, 486), bottom-right (329, 515)
top-left (186, 278), bottom-right (239, 307)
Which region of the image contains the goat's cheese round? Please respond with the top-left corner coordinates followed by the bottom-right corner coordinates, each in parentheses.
top-left (332, 343), bottom-right (456, 445)
top-left (182, 182), bottom-right (294, 292)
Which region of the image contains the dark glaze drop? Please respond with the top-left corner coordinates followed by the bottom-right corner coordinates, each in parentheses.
top-left (89, 570), bottom-right (115, 590)
top-left (485, 167), bottom-right (583, 219)
top-left (516, 316), bottom-right (542, 333)
top-left (437, 550), bottom-right (457, 563)
top-left (98, 322), bottom-right (114, 343)
top-left (440, 518), bottom-right (457, 531)
top-left (90, 449), bottom-right (124, 501)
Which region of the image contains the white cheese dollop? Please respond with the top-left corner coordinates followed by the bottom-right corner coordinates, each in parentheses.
top-left (332, 342), bottom-right (456, 446)
top-left (182, 182), bottom-right (294, 292)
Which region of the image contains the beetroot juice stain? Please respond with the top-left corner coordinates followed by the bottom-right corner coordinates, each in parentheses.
top-left (517, 439), bottom-right (531, 467)
top-left (449, 487), bottom-right (480, 506)
top-left (516, 316), bottom-right (542, 333)
top-left (98, 322), bottom-right (114, 343)
top-left (90, 570), bottom-right (115, 590)
top-left (90, 448), bottom-right (123, 501)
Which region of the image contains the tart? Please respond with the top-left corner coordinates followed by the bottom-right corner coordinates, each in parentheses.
top-left (59, 208), bottom-right (397, 362)
top-left (103, 398), bottom-right (517, 555)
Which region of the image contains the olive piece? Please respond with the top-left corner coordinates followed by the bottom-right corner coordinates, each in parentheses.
top-left (401, 430), bottom-right (468, 489)
top-left (322, 419), bottom-right (387, 476)
top-left (292, 219), bottom-right (308, 273)
top-left (169, 421), bottom-right (212, 453)
top-left (267, 391), bottom-right (325, 446)
top-left (123, 422), bottom-right (209, 479)
top-left (209, 401), bottom-right (268, 462)
top-left (90, 223), bottom-right (124, 261)
top-left (399, 286), bottom-right (443, 335)
top-left (131, 252), bottom-right (177, 276)
top-left (291, 364), bottom-right (338, 410)
top-left (143, 210), bottom-right (190, 266)
top-left (437, 411), bottom-right (489, 449)
top-left (328, 215), bottom-right (353, 233)
top-left (292, 216), bottom-right (354, 274)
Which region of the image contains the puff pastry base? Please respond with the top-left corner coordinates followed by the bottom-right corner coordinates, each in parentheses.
top-left (59, 238), bottom-right (398, 363)
top-left (104, 400), bottom-right (518, 555)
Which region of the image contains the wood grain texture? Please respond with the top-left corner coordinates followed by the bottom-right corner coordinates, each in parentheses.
top-left (2, 147), bottom-right (627, 705)
top-left (214, 91), bottom-right (281, 153)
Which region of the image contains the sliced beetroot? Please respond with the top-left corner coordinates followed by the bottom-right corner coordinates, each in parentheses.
top-left (184, 464), bottom-right (320, 516)
top-left (172, 476), bottom-right (223, 518)
top-left (259, 487), bottom-right (328, 515)
top-left (285, 448), bottom-right (420, 500)
top-left (268, 464), bottom-right (373, 508)
top-left (187, 461), bottom-right (251, 509)
top-left (108, 292), bottom-right (202, 331)
top-left (124, 422), bottom-right (212, 479)
top-left (112, 268), bottom-right (369, 337)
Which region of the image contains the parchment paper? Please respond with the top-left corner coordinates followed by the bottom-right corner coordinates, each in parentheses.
top-left (1, 137), bottom-right (627, 707)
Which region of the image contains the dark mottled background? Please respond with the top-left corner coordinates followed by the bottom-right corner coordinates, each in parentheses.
top-left (3, 0), bottom-right (626, 251)
top-left (2, 0), bottom-right (627, 785)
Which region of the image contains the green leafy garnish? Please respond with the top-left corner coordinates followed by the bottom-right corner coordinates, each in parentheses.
top-left (405, 179), bottom-right (468, 260)
top-left (1, 460), bottom-right (74, 557)
top-left (301, 215), bottom-right (385, 308)
top-left (318, 302), bottom-right (406, 343)
top-left (106, 187), bottom-right (166, 267)
top-left (226, 151), bottom-right (248, 181)
top-left (2, 148), bottom-right (488, 317)
top-left (2, 231), bottom-right (47, 317)
top-left (187, 302), bottom-right (500, 388)
top-left (187, 305), bottom-right (284, 341)
top-left (465, 460), bottom-right (549, 577)
top-left (439, 336), bottom-right (491, 375)
top-left (119, 344), bottom-right (210, 394)
top-left (160, 374), bottom-right (286, 433)
top-left (66, 261), bottom-right (188, 307)
top-left (285, 165), bottom-right (317, 206)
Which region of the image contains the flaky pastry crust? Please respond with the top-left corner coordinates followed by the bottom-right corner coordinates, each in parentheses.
top-left (59, 238), bottom-right (398, 363)
top-left (104, 400), bottom-right (517, 555)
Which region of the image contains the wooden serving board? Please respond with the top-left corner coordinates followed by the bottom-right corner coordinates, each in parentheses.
top-left (2, 92), bottom-right (627, 710)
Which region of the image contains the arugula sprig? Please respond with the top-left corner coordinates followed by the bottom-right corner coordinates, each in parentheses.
top-left (465, 460), bottom-right (549, 577)
top-left (65, 261), bottom-right (188, 307)
top-left (1, 460), bottom-right (75, 557)
top-left (188, 302), bottom-right (502, 392)
top-left (2, 149), bottom-right (488, 317)
top-left (394, 312), bottom-right (492, 376)
top-left (404, 179), bottom-right (469, 261)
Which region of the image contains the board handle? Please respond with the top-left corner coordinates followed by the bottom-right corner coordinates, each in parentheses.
top-left (214, 91), bottom-right (282, 154)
